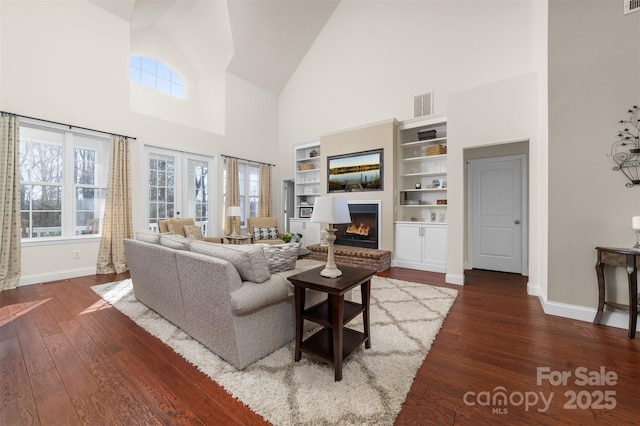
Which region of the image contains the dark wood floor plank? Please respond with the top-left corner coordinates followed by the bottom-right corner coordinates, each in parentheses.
top-left (30, 301), bottom-right (62, 338)
top-left (30, 368), bottom-right (81, 426)
top-left (110, 345), bottom-right (205, 425)
top-left (0, 337), bottom-right (39, 426)
top-left (12, 313), bottom-right (55, 377)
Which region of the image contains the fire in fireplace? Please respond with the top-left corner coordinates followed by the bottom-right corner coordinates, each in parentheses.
top-left (334, 203), bottom-right (379, 249)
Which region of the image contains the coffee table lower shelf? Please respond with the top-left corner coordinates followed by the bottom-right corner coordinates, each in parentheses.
top-left (300, 327), bottom-right (366, 363)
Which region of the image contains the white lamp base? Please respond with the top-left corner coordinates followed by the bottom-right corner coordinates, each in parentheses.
top-left (230, 217), bottom-right (239, 237)
top-left (320, 228), bottom-right (342, 278)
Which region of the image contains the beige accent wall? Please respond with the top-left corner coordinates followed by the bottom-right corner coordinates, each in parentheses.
top-left (319, 120), bottom-right (396, 251)
top-left (548, 0), bottom-right (640, 306)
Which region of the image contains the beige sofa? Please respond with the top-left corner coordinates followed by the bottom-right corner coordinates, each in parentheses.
top-left (124, 232), bottom-right (325, 370)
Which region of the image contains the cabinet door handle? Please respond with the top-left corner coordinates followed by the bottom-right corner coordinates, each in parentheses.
top-left (515, 220), bottom-right (521, 225)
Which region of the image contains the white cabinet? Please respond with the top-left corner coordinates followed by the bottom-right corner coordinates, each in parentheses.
top-left (289, 218), bottom-right (321, 248)
top-left (294, 141), bottom-right (321, 218)
top-left (392, 222), bottom-right (446, 273)
top-left (397, 114), bottom-right (447, 223)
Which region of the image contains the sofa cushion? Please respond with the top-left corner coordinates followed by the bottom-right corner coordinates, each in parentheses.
top-left (262, 243), bottom-right (300, 273)
top-left (160, 234), bottom-right (192, 250)
top-left (254, 226), bottom-right (279, 241)
top-left (189, 241), bottom-right (270, 283)
top-left (136, 231), bottom-right (160, 244)
top-left (183, 225), bottom-right (204, 240)
top-left (229, 278), bottom-right (290, 315)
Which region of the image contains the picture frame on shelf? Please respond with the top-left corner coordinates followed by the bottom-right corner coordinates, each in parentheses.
top-left (299, 207), bottom-right (313, 218)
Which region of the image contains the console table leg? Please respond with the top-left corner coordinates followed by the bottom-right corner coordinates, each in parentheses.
top-left (626, 254), bottom-right (638, 339)
top-left (594, 261), bottom-right (605, 325)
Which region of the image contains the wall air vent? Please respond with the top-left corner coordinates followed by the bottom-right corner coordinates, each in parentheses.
top-left (624, 0), bottom-right (640, 15)
top-left (413, 92), bottom-right (434, 117)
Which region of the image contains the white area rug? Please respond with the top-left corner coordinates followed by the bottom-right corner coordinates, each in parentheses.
top-left (92, 276), bottom-right (457, 425)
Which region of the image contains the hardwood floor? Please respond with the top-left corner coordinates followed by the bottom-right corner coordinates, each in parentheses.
top-left (1, 268), bottom-right (638, 425)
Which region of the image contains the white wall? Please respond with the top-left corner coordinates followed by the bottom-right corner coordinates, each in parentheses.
top-left (447, 73), bottom-right (544, 291)
top-left (548, 0), bottom-right (640, 312)
top-left (0, 0), bottom-right (280, 285)
top-left (277, 0), bottom-right (541, 205)
top-left (278, 0), bottom-right (547, 284)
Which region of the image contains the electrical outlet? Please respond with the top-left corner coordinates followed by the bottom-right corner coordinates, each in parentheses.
top-left (73, 250), bottom-right (80, 259)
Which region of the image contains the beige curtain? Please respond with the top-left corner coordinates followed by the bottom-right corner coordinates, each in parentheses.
top-left (0, 116), bottom-right (21, 291)
top-left (258, 164), bottom-right (272, 217)
top-left (224, 158), bottom-right (239, 235)
top-left (97, 136), bottom-right (133, 274)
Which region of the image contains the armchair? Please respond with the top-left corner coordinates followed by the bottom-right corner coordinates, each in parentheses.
top-left (246, 216), bottom-right (285, 245)
top-left (158, 218), bottom-right (222, 243)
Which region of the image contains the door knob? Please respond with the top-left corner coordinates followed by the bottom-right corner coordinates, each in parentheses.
top-left (515, 220), bottom-right (521, 224)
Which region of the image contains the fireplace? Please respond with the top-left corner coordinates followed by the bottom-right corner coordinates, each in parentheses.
top-left (334, 202), bottom-right (379, 249)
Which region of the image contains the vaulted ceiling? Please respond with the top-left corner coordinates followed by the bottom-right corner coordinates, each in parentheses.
top-left (90, 0), bottom-right (340, 94)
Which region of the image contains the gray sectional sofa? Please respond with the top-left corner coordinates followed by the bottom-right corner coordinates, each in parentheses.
top-left (124, 232), bottom-right (326, 370)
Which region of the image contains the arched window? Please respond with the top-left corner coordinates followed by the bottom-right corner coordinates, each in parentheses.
top-left (129, 56), bottom-right (185, 99)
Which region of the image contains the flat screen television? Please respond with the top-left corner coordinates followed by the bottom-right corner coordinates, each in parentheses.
top-left (327, 149), bottom-right (383, 193)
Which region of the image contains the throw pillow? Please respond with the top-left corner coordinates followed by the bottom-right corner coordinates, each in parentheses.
top-left (254, 227), bottom-right (279, 241)
top-left (167, 223), bottom-right (176, 234)
top-left (183, 225), bottom-right (204, 240)
top-left (136, 231), bottom-right (160, 244)
top-left (263, 242), bottom-right (300, 273)
top-left (189, 241), bottom-right (270, 283)
top-left (160, 233), bottom-right (192, 250)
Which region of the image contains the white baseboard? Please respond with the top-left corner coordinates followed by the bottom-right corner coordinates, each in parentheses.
top-left (537, 295), bottom-right (638, 332)
top-left (19, 267), bottom-right (97, 286)
top-left (445, 273), bottom-right (465, 285)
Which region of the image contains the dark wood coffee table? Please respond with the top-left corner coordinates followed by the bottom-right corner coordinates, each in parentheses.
top-left (287, 265), bottom-right (376, 381)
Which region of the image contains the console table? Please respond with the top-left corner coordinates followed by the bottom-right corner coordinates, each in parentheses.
top-left (287, 265), bottom-right (376, 381)
top-left (594, 247), bottom-right (639, 339)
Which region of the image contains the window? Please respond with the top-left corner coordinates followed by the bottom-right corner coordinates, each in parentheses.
top-left (145, 147), bottom-right (212, 236)
top-left (223, 160), bottom-right (260, 227)
top-left (130, 56), bottom-right (185, 99)
top-left (20, 124), bottom-right (110, 240)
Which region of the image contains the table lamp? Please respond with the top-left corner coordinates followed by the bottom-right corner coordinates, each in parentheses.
top-left (633, 216), bottom-right (640, 249)
top-left (310, 197), bottom-right (351, 277)
top-left (228, 206), bottom-right (242, 236)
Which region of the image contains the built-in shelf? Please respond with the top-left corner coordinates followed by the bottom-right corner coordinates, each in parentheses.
top-left (295, 141), bottom-right (321, 216)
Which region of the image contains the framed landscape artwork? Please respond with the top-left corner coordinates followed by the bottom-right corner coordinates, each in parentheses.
top-left (327, 149), bottom-right (383, 193)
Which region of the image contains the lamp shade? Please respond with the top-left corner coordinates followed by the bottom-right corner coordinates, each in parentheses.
top-left (227, 206), bottom-right (242, 217)
top-left (310, 197), bottom-right (351, 224)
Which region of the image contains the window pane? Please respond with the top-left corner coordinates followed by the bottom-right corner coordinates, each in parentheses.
top-left (76, 188), bottom-right (96, 210)
top-left (20, 184), bottom-right (30, 210)
top-left (141, 71), bottom-right (155, 89)
top-left (157, 62), bottom-right (171, 80)
top-left (33, 185), bottom-right (61, 210)
top-left (33, 212), bottom-right (61, 237)
top-left (130, 56), bottom-right (141, 68)
top-left (140, 57), bottom-right (156, 73)
top-left (75, 148), bottom-right (96, 185)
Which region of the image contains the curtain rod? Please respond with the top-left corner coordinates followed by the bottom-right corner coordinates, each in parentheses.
top-left (0, 110), bottom-right (137, 140)
top-left (222, 154), bottom-right (275, 167)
